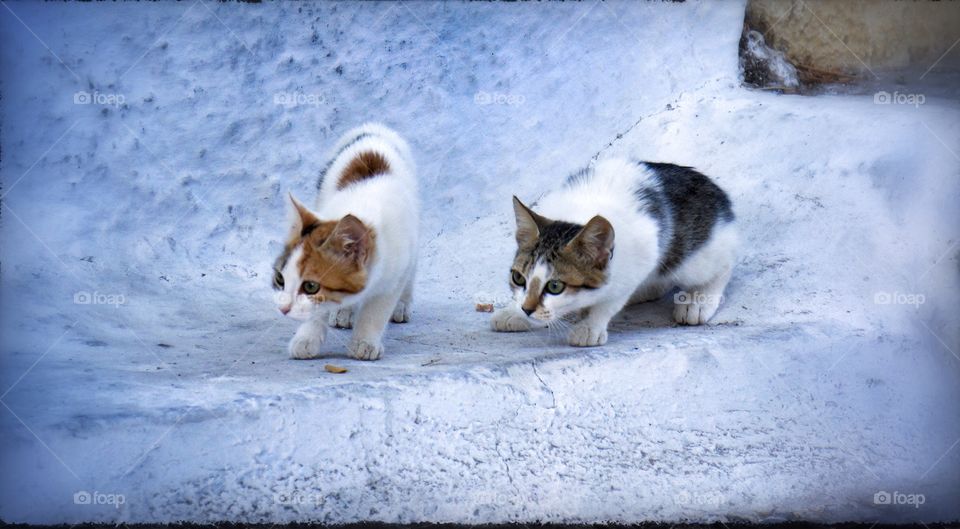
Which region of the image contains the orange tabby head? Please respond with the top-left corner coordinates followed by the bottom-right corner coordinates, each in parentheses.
top-left (273, 194), bottom-right (375, 320)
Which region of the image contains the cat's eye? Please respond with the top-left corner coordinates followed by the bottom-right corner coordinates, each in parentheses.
top-left (301, 281), bottom-right (320, 295)
top-left (511, 270), bottom-right (526, 287)
top-left (545, 279), bottom-right (566, 295)
top-left (273, 271), bottom-right (284, 289)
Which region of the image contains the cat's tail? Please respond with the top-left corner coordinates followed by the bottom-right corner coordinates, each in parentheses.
top-left (318, 123), bottom-right (415, 193)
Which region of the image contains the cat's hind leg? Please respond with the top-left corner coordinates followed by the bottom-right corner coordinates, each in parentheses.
top-left (673, 267), bottom-right (732, 325)
top-left (629, 277), bottom-right (673, 304)
top-left (289, 311), bottom-right (328, 359)
top-left (391, 274), bottom-right (414, 323)
top-left (329, 307), bottom-right (354, 329)
top-left (669, 223), bottom-right (737, 325)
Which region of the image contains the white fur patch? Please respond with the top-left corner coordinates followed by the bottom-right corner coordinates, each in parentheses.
top-left (278, 245), bottom-right (315, 321)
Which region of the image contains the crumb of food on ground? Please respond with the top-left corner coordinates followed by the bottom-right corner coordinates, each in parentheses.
top-left (324, 364), bottom-right (348, 374)
top-left (475, 303), bottom-right (494, 312)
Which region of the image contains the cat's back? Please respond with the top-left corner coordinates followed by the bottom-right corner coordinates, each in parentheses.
top-left (315, 123), bottom-right (418, 223)
top-left (641, 161), bottom-right (733, 223)
top-left (539, 158), bottom-right (657, 225)
top-left (544, 158), bottom-right (732, 226)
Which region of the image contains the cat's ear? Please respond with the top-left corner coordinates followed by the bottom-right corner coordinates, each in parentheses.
top-left (512, 196), bottom-right (550, 247)
top-left (566, 215), bottom-right (615, 269)
top-left (321, 214), bottom-right (373, 264)
top-left (288, 193), bottom-right (319, 237)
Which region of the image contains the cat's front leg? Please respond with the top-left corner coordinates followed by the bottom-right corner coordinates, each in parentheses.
top-left (347, 293), bottom-right (399, 361)
top-left (289, 311), bottom-right (328, 359)
top-left (491, 306), bottom-right (535, 332)
top-left (568, 298), bottom-right (627, 347)
top-left (568, 320), bottom-right (608, 347)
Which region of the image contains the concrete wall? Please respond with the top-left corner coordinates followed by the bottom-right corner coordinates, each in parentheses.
top-left (747, 0), bottom-right (960, 75)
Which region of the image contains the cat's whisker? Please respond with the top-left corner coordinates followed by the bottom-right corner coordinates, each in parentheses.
top-left (545, 317), bottom-right (571, 344)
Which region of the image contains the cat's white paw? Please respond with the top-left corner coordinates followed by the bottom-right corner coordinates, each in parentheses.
top-left (348, 339), bottom-right (383, 361)
top-left (568, 322), bottom-right (608, 347)
top-left (491, 308), bottom-right (532, 332)
top-left (673, 293), bottom-right (720, 325)
top-left (391, 300), bottom-right (410, 323)
top-left (329, 308), bottom-right (354, 329)
top-left (288, 332), bottom-right (324, 359)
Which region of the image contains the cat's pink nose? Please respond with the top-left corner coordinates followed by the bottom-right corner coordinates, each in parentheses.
top-left (279, 305), bottom-right (291, 315)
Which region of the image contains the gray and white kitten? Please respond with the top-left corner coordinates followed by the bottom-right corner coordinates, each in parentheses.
top-left (492, 157), bottom-right (737, 346)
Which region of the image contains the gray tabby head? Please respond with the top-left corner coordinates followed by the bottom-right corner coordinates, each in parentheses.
top-left (508, 196), bottom-right (614, 322)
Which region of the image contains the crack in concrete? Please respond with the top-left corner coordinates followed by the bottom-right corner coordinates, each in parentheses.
top-left (590, 78), bottom-right (717, 162)
top-left (494, 437), bottom-right (521, 499)
top-left (531, 361), bottom-right (556, 410)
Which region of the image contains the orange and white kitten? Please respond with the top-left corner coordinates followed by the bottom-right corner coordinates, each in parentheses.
top-left (273, 124), bottom-right (418, 360)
